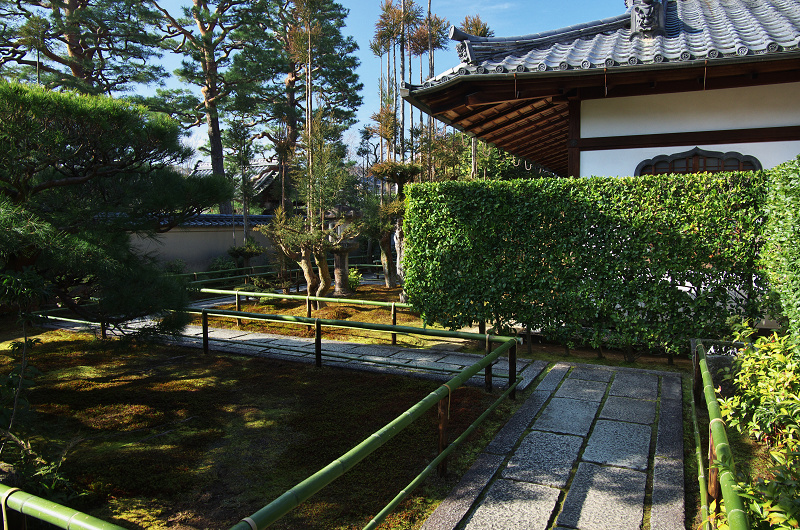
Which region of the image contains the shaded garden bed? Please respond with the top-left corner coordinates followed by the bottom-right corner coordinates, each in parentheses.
top-left (0, 323), bottom-right (512, 529)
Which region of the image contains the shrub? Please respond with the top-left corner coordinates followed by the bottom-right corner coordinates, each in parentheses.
top-left (208, 256), bottom-right (237, 273)
top-left (348, 268), bottom-right (362, 292)
top-left (228, 236), bottom-right (264, 267)
top-left (720, 331), bottom-right (799, 451)
top-left (405, 173), bottom-right (766, 354)
top-left (163, 259), bottom-right (187, 275)
top-left (719, 331), bottom-right (800, 529)
top-left (762, 156), bottom-right (800, 344)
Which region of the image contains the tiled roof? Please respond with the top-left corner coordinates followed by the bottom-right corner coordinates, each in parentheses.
top-left (181, 214), bottom-right (274, 228)
top-left (191, 160), bottom-right (279, 192)
top-left (421, 0), bottom-right (800, 88)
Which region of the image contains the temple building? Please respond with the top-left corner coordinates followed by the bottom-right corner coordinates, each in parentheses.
top-left (401, 0), bottom-right (800, 177)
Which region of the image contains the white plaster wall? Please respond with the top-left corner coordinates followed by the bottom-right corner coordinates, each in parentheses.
top-left (132, 228), bottom-right (273, 272)
top-left (580, 141), bottom-right (800, 177)
top-left (581, 82), bottom-right (800, 138)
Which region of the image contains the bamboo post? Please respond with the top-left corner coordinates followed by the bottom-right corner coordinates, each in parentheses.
top-left (437, 396), bottom-right (449, 477)
top-left (391, 303), bottom-right (397, 345)
top-left (236, 292), bottom-right (242, 328)
top-left (510, 339), bottom-right (518, 400)
top-left (306, 295), bottom-right (312, 331)
top-left (202, 310), bottom-right (209, 354)
top-left (692, 339), bottom-right (702, 405)
top-left (484, 334), bottom-right (492, 392)
top-left (526, 327), bottom-right (532, 356)
top-left (708, 430), bottom-right (721, 514)
top-left (315, 319), bottom-right (322, 367)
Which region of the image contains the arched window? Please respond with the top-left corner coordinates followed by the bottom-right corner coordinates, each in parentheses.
top-left (635, 147), bottom-right (762, 176)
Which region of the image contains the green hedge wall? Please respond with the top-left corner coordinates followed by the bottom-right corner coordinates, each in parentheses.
top-left (404, 173), bottom-right (767, 354)
top-left (762, 156), bottom-right (800, 343)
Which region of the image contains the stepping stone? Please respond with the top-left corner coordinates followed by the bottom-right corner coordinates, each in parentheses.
top-left (464, 479), bottom-right (560, 530)
top-left (502, 430), bottom-right (583, 488)
top-left (599, 396), bottom-right (657, 424)
top-left (609, 372), bottom-right (658, 399)
top-left (555, 377), bottom-right (608, 401)
top-left (557, 462), bottom-right (646, 530)
top-left (533, 397), bottom-right (600, 436)
top-left (582, 420), bottom-right (652, 471)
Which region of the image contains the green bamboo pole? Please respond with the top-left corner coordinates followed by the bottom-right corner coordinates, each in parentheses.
top-left (696, 342), bottom-right (749, 529)
top-left (228, 339), bottom-right (517, 530)
top-left (691, 387), bottom-right (711, 530)
top-left (201, 288), bottom-right (413, 309)
top-left (362, 377), bottom-right (522, 530)
top-left (0, 485), bottom-right (125, 530)
top-left (194, 307), bottom-right (517, 344)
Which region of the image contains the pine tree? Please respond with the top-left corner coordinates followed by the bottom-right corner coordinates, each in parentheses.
top-left (0, 81), bottom-right (232, 331)
top-left (0, 0), bottom-right (166, 94)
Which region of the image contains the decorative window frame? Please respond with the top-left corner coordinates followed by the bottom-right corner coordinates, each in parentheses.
top-left (635, 146), bottom-right (763, 176)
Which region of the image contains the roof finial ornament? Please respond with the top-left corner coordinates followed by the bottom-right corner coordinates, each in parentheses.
top-left (630, 0), bottom-right (666, 38)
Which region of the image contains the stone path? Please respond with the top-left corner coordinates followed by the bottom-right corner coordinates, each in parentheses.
top-left (421, 363), bottom-right (685, 530)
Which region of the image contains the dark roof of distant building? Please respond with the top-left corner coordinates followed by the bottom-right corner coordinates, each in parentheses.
top-left (419, 0), bottom-right (800, 88)
top-left (190, 160), bottom-right (279, 192)
top-left (180, 214), bottom-right (274, 228)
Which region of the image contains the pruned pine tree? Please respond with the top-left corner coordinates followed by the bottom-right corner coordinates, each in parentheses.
top-left (231, 0), bottom-right (361, 210)
top-left (0, 0), bottom-right (166, 94)
top-left (0, 82), bottom-right (232, 333)
top-left (261, 112), bottom-right (357, 306)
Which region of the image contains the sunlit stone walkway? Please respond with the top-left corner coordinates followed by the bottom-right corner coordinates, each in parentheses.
top-left (421, 363), bottom-right (685, 530)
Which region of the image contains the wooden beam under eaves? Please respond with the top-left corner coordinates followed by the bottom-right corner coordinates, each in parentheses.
top-left (465, 88), bottom-right (561, 108)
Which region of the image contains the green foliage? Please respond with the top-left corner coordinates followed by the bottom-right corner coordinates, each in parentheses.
top-left (736, 449), bottom-right (800, 529)
top-left (208, 257), bottom-right (238, 274)
top-left (0, 82), bottom-right (232, 331)
top-left (762, 156), bottom-right (800, 344)
top-left (0, 339), bottom-right (41, 427)
top-left (228, 237), bottom-right (265, 267)
top-left (0, 0), bottom-right (165, 94)
top-left (404, 173), bottom-right (766, 353)
top-left (719, 331), bottom-right (800, 529)
top-left (720, 332), bottom-right (800, 451)
top-left (348, 268), bottom-right (362, 292)
top-left (163, 259), bottom-right (187, 275)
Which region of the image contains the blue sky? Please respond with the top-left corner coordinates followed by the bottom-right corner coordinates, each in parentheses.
top-left (336, 0), bottom-right (626, 145)
top-left (165, 0), bottom-right (627, 155)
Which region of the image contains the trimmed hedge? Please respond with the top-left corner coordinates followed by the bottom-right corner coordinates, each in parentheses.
top-left (404, 173), bottom-right (767, 354)
top-left (762, 156), bottom-right (800, 344)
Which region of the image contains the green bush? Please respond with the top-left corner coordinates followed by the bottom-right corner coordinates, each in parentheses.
top-left (405, 173), bottom-right (766, 354)
top-left (719, 331), bottom-right (800, 528)
top-left (762, 156), bottom-right (800, 344)
top-left (348, 268), bottom-right (362, 292)
top-left (228, 236), bottom-right (264, 267)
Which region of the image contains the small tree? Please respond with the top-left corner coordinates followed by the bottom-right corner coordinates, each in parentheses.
top-left (359, 195), bottom-right (401, 287)
top-left (370, 160), bottom-right (421, 291)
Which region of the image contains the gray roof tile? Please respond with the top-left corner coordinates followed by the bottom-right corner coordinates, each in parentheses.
top-left (422, 0), bottom-right (800, 87)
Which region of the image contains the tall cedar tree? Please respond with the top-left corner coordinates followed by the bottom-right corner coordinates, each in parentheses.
top-left (0, 82), bottom-right (232, 331)
top-left (0, 0), bottom-right (165, 94)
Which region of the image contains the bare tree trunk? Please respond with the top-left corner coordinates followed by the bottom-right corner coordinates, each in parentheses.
top-left (379, 233), bottom-right (398, 288)
top-left (314, 249), bottom-right (332, 307)
top-left (400, 0), bottom-right (406, 161)
top-left (332, 250), bottom-right (352, 297)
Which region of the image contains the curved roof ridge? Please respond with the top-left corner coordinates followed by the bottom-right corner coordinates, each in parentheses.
top-left (449, 12), bottom-right (631, 46)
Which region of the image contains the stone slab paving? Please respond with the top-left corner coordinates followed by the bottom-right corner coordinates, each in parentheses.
top-left (423, 362), bottom-right (686, 530)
